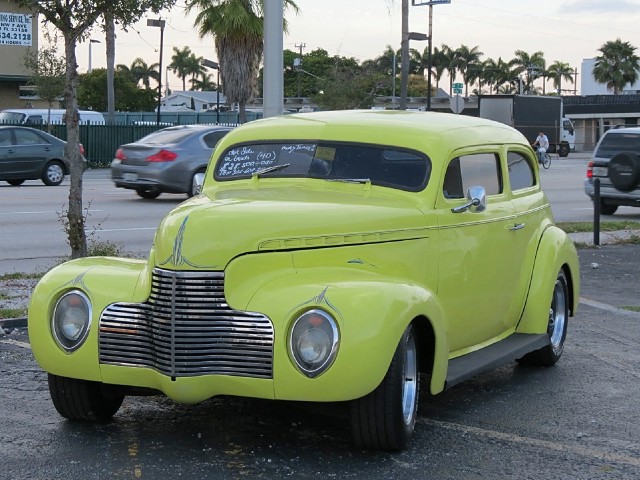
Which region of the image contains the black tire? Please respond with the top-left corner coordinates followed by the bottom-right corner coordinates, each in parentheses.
top-left (558, 144), bottom-right (570, 158)
top-left (135, 187), bottom-right (161, 199)
top-left (41, 161), bottom-right (65, 186)
top-left (518, 270), bottom-right (569, 367)
top-left (6, 179), bottom-right (25, 186)
top-left (48, 373), bottom-right (124, 422)
top-left (608, 152), bottom-right (640, 192)
top-left (542, 153), bottom-right (551, 169)
top-left (599, 200), bottom-right (618, 216)
top-left (188, 169), bottom-right (206, 197)
top-left (351, 324), bottom-right (419, 451)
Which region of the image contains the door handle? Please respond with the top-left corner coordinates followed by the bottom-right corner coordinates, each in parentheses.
top-left (510, 223), bottom-right (526, 231)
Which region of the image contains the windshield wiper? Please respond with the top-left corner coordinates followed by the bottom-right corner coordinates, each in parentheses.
top-left (251, 163), bottom-right (290, 178)
top-left (326, 178), bottom-right (371, 184)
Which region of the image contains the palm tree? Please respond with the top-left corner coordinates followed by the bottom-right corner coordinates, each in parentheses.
top-left (191, 72), bottom-right (217, 90)
top-left (593, 38), bottom-right (640, 94)
top-left (455, 44), bottom-right (483, 97)
top-left (185, 53), bottom-right (205, 89)
top-left (546, 61), bottom-right (574, 95)
top-left (430, 45), bottom-right (451, 91)
top-left (131, 58), bottom-right (160, 88)
top-left (185, 0), bottom-right (298, 123)
top-left (512, 50), bottom-right (545, 94)
top-left (170, 46), bottom-right (196, 91)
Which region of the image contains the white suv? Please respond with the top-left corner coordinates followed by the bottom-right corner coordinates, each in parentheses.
top-left (584, 127), bottom-right (640, 215)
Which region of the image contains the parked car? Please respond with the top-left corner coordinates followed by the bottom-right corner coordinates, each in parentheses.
top-left (0, 126), bottom-right (83, 186)
top-left (584, 126), bottom-right (640, 215)
top-left (111, 124), bottom-right (233, 199)
top-left (29, 111), bottom-right (580, 451)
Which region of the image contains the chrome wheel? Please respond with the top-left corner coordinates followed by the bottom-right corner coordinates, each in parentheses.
top-left (549, 276), bottom-right (568, 356)
top-left (190, 171), bottom-right (205, 197)
top-left (42, 161), bottom-right (64, 186)
top-left (401, 330), bottom-right (418, 426)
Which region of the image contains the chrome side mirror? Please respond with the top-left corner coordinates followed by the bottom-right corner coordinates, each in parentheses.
top-left (451, 185), bottom-right (487, 213)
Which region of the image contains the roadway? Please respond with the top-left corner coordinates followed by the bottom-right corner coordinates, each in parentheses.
top-left (1, 154), bottom-right (639, 275)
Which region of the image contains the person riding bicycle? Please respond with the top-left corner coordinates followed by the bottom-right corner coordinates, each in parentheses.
top-left (533, 131), bottom-right (550, 165)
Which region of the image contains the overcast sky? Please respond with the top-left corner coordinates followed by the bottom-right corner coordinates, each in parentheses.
top-left (76, 0), bottom-right (640, 94)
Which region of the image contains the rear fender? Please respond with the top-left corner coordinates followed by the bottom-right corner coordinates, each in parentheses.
top-left (516, 226), bottom-right (580, 334)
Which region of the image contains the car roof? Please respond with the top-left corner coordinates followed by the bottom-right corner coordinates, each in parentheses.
top-left (224, 110), bottom-right (528, 154)
top-left (603, 127), bottom-right (640, 135)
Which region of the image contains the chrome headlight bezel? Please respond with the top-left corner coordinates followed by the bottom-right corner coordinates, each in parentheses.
top-left (289, 309), bottom-right (339, 378)
top-left (51, 290), bottom-right (92, 352)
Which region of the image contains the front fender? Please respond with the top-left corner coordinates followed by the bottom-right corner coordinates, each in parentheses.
top-left (225, 252), bottom-right (448, 402)
top-left (28, 257), bottom-right (149, 380)
top-left (516, 226), bottom-right (580, 334)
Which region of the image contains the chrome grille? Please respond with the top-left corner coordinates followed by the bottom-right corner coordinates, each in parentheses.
top-left (99, 268), bottom-right (274, 378)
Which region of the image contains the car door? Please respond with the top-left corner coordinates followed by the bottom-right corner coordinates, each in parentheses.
top-left (11, 128), bottom-right (52, 177)
top-left (0, 128), bottom-right (15, 177)
top-left (435, 149), bottom-right (521, 355)
top-left (506, 148), bottom-right (549, 322)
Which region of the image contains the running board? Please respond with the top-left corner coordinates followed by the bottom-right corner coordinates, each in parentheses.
top-left (445, 333), bottom-right (550, 389)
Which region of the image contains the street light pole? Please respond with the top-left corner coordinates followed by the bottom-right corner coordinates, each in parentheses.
top-left (412, 0), bottom-right (451, 111)
top-left (147, 19), bottom-right (165, 127)
top-left (202, 59), bottom-right (221, 124)
top-left (88, 39), bottom-right (100, 73)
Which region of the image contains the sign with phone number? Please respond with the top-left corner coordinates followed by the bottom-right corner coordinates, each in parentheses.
top-left (0, 12), bottom-right (33, 46)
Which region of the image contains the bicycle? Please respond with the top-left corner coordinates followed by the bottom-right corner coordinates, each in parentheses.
top-left (540, 152), bottom-right (551, 169)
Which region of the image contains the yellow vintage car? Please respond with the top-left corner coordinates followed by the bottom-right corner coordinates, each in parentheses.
top-left (28, 110), bottom-right (580, 451)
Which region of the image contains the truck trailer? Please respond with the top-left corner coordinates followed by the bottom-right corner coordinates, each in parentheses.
top-left (478, 95), bottom-right (575, 157)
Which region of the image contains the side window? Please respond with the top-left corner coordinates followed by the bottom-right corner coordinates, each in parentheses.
top-left (507, 151), bottom-right (535, 191)
top-left (15, 129), bottom-right (47, 145)
top-left (0, 129), bottom-right (12, 146)
top-left (443, 153), bottom-right (502, 199)
top-left (203, 131), bottom-right (229, 148)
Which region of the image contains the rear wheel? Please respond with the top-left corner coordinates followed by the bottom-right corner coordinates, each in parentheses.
top-left (41, 161), bottom-right (65, 186)
top-left (518, 270), bottom-right (569, 367)
top-left (351, 324), bottom-right (419, 451)
top-left (6, 179), bottom-right (25, 186)
top-left (135, 187), bottom-right (161, 199)
top-left (188, 169), bottom-right (206, 197)
top-left (48, 374), bottom-right (124, 422)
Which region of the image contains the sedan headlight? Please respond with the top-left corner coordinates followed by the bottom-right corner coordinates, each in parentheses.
top-left (52, 290), bottom-right (92, 352)
top-left (289, 309), bottom-right (339, 378)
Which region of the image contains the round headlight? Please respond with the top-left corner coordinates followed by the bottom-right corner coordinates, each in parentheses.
top-left (289, 309), bottom-right (339, 378)
top-left (52, 290), bottom-right (92, 352)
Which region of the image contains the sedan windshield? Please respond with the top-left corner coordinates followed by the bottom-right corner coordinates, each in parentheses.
top-left (215, 142), bottom-right (430, 191)
top-left (0, 112), bottom-right (26, 124)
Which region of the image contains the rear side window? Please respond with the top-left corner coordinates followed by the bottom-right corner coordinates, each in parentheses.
top-left (595, 132), bottom-right (640, 159)
top-left (203, 130), bottom-right (229, 148)
top-left (15, 129), bottom-right (47, 145)
top-left (443, 153), bottom-right (502, 199)
top-left (507, 151), bottom-right (535, 191)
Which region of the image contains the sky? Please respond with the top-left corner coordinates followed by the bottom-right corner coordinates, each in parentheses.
top-left (74, 0), bottom-right (640, 94)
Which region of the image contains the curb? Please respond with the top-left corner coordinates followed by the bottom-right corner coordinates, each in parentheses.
top-left (0, 317), bottom-right (27, 330)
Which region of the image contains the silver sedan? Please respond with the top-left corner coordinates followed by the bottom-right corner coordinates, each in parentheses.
top-left (111, 125), bottom-right (233, 199)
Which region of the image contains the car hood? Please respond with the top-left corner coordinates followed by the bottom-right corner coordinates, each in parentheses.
top-left (152, 185), bottom-right (429, 270)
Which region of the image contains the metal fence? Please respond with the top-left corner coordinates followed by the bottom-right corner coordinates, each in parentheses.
top-left (3, 110), bottom-right (260, 167)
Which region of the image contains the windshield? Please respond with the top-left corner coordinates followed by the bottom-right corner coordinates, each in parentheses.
top-left (0, 112), bottom-right (26, 124)
top-left (215, 142), bottom-right (430, 191)
top-left (596, 132), bottom-right (640, 159)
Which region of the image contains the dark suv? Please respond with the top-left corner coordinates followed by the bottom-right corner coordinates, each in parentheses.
top-left (584, 127), bottom-right (640, 215)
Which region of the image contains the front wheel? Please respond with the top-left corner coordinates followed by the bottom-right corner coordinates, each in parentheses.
top-left (42, 161), bottom-right (65, 186)
top-left (188, 169), bottom-right (206, 197)
top-left (6, 179), bottom-right (25, 186)
top-left (351, 324), bottom-right (419, 451)
top-left (558, 144), bottom-right (570, 157)
top-left (48, 374), bottom-right (124, 422)
top-left (518, 270), bottom-right (569, 367)
top-left (542, 153), bottom-right (551, 169)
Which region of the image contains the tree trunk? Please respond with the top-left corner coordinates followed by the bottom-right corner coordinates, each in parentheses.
top-left (105, 15), bottom-right (116, 124)
top-left (64, 34), bottom-right (87, 259)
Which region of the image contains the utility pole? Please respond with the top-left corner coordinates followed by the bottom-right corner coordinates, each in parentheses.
top-left (295, 42), bottom-right (306, 97)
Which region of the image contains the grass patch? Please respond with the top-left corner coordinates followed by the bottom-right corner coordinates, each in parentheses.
top-left (0, 307), bottom-right (26, 319)
top-left (557, 221), bottom-right (640, 234)
top-left (0, 272), bottom-right (42, 281)
top-left (622, 306), bottom-right (640, 312)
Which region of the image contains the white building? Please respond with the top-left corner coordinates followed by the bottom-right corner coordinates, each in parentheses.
top-left (161, 90), bottom-right (226, 112)
top-left (581, 58), bottom-right (640, 95)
